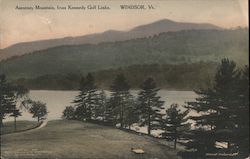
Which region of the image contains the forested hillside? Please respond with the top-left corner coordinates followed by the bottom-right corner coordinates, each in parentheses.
top-left (13, 62), bottom-right (217, 90)
top-left (0, 28), bottom-right (248, 79)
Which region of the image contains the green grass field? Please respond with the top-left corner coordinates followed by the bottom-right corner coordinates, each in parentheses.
top-left (1, 120), bottom-right (38, 135)
top-left (1, 120), bottom-right (181, 159)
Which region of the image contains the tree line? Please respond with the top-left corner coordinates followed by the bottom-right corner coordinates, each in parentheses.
top-left (0, 74), bottom-right (48, 132)
top-left (62, 73), bottom-right (167, 133)
top-left (63, 58), bottom-right (249, 159)
top-left (13, 62), bottom-right (217, 90)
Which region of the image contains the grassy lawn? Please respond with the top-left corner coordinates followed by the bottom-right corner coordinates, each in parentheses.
top-left (1, 120), bottom-right (38, 135)
top-left (1, 120), bottom-right (181, 159)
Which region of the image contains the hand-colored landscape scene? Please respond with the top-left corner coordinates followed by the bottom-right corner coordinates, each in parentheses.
top-left (0, 0), bottom-right (249, 158)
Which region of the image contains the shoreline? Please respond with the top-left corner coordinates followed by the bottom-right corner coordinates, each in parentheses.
top-left (27, 89), bottom-right (195, 92)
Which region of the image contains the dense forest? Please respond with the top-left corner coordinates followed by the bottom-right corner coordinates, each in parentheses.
top-left (0, 28), bottom-right (248, 79)
top-left (13, 62), bottom-right (217, 90)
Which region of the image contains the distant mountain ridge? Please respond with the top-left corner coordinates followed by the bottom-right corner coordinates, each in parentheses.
top-left (0, 19), bottom-right (221, 60)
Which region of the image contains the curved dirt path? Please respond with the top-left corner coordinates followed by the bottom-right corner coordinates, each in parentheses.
top-left (0, 121), bottom-right (47, 159)
top-left (35, 120), bottom-right (48, 130)
top-left (1, 120), bottom-right (48, 136)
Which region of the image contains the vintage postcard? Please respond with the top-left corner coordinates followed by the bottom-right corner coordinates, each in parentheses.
top-left (0, 0), bottom-right (249, 158)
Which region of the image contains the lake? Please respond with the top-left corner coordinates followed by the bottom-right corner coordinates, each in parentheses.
top-left (4, 90), bottom-right (198, 122)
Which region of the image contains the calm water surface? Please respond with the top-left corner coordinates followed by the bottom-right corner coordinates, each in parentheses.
top-left (4, 90), bottom-right (198, 122)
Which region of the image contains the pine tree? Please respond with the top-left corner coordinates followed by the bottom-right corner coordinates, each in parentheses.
top-left (73, 77), bottom-right (87, 120)
top-left (161, 103), bottom-right (190, 149)
top-left (73, 73), bottom-right (98, 121)
top-left (109, 74), bottom-right (131, 128)
top-left (137, 77), bottom-right (164, 135)
top-left (84, 73), bottom-right (99, 120)
top-left (234, 66), bottom-right (249, 158)
top-left (94, 90), bottom-right (107, 122)
top-left (123, 97), bottom-right (138, 130)
top-left (212, 59), bottom-right (240, 153)
top-left (0, 74), bottom-right (16, 127)
top-left (181, 128), bottom-right (216, 158)
top-left (182, 58), bottom-right (240, 158)
top-left (104, 97), bottom-right (116, 125)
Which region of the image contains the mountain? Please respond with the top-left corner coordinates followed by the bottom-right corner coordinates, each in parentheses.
top-left (0, 19), bottom-right (221, 60)
top-left (130, 19), bottom-right (221, 36)
top-left (0, 28), bottom-right (248, 80)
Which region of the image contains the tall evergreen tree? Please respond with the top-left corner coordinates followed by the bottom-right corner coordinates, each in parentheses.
top-left (182, 58), bottom-right (241, 158)
top-left (161, 103), bottom-right (190, 149)
top-left (104, 97), bottom-right (116, 125)
top-left (73, 73), bottom-right (98, 121)
top-left (109, 74), bottom-right (131, 128)
top-left (94, 90), bottom-right (108, 121)
top-left (123, 97), bottom-right (138, 130)
top-left (84, 73), bottom-right (98, 120)
top-left (0, 74), bottom-right (15, 127)
top-left (234, 66), bottom-right (249, 158)
top-left (137, 77), bottom-right (164, 135)
top-left (73, 77), bottom-right (87, 120)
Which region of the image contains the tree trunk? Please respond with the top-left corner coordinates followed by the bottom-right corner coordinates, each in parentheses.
top-left (14, 116), bottom-right (17, 131)
top-left (148, 116), bottom-right (151, 135)
top-left (120, 99), bottom-right (124, 129)
top-left (174, 129), bottom-right (177, 149)
top-left (174, 138), bottom-right (177, 149)
top-left (103, 104), bottom-right (106, 122)
top-left (121, 105), bottom-right (124, 128)
top-left (147, 100), bottom-right (151, 135)
top-left (103, 115), bottom-right (105, 122)
top-left (227, 141), bottom-right (231, 150)
top-left (38, 116), bottom-right (40, 123)
top-left (0, 118), bottom-right (3, 127)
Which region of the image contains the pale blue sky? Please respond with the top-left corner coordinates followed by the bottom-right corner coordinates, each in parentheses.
top-left (0, 0), bottom-right (248, 48)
